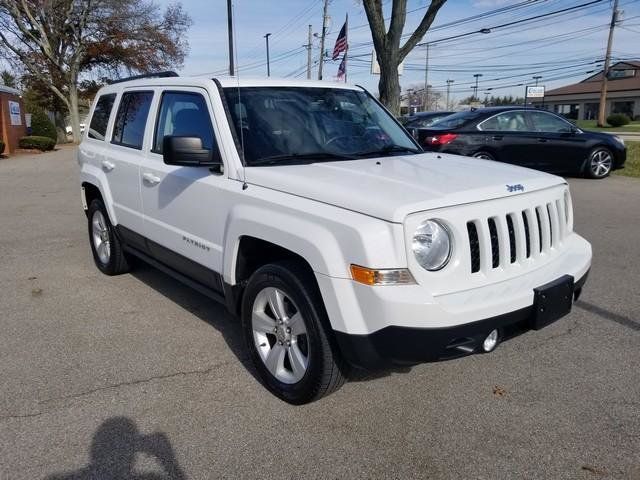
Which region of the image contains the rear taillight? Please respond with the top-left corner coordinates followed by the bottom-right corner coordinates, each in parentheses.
top-left (425, 133), bottom-right (458, 146)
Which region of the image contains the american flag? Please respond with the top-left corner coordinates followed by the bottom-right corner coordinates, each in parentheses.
top-left (337, 53), bottom-right (346, 80)
top-left (332, 21), bottom-right (347, 60)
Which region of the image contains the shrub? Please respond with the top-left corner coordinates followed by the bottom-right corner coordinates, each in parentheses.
top-left (19, 136), bottom-right (56, 151)
top-left (0, 140), bottom-right (5, 154)
top-left (607, 113), bottom-right (630, 127)
top-left (30, 109), bottom-right (57, 142)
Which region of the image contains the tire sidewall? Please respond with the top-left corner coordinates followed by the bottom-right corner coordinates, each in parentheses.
top-left (241, 264), bottom-right (331, 404)
top-left (473, 151), bottom-right (495, 161)
top-left (88, 199), bottom-right (118, 274)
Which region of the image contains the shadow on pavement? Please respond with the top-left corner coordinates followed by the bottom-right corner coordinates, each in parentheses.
top-left (129, 262), bottom-right (403, 385)
top-left (576, 300), bottom-right (640, 332)
top-left (46, 417), bottom-right (186, 480)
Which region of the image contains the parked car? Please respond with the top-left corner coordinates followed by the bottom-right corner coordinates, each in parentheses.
top-left (416, 106), bottom-right (626, 179)
top-left (401, 111), bottom-right (455, 137)
top-left (79, 76), bottom-right (591, 404)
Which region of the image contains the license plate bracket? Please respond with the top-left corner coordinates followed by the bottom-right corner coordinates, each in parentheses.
top-left (531, 275), bottom-right (574, 330)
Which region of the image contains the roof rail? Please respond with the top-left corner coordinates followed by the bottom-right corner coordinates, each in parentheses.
top-left (108, 71), bottom-right (179, 85)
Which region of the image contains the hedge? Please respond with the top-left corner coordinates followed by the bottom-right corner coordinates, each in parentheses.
top-left (606, 113), bottom-right (630, 128)
top-left (30, 109), bottom-right (58, 143)
top-left (19, 136), bottom-right (56, 151)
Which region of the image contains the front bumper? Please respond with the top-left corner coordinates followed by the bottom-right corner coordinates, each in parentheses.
top-left (334, 271), bottom-right (588, 369)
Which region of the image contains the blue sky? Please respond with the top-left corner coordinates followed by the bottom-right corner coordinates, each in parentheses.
top-left (157, 0), bottom-right (638, 100)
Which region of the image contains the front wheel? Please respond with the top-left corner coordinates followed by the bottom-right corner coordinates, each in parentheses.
top-left (584, 147), bottom-right (613, 179)
top-left (241, 261), bottom-right (346, 404)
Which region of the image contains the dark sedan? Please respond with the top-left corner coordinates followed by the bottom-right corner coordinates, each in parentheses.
top-left (401, 111), bottom-right (455, 137)
top-left (416, 107), bottom-right (626, 179)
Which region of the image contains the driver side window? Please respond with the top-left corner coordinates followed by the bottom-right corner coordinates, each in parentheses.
top-left (153, 91), bottom-right (215, 154)
top-left (528, 111), bottom-right (573, 133)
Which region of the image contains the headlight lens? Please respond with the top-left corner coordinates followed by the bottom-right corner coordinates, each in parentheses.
top-left (613, 135), bottom-right (625, 146)
top-left (412, 219), bottom-right (452, 271)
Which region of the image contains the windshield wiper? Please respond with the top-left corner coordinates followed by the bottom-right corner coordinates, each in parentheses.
top-left (249, 152), bottom-right (357, 166)
top-left (353, 145), bottom-right (421, 157)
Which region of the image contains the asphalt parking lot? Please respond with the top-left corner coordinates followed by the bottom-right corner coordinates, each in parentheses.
top-left (1, 146), bottom-right (639, 479)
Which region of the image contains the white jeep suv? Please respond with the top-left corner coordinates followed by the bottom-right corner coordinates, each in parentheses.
top-left (78, 73), bottom-right (591, 404)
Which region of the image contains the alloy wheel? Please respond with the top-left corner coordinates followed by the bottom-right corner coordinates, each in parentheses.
top-left (251, 287), bottom-right (310, 384)
top-left (590, 149), bottom-right (613, 178)
top-left (91, 210), bottom-right (111, 264)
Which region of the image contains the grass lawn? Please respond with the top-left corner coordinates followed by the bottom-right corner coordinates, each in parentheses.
top-left (577, 119), bottom-right (640, 132)
top-left (615, 141), bottom-right (640, 178)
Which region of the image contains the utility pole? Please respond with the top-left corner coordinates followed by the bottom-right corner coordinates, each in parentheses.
top-left (446, 79), bottom-right (454, 110)
top-left (227, 0), bottom-right (234, 76)
top-left (305, 25), bottom-right (313, 79)
top-left (473, 73), bottom-right (482, 102)
top-left (423, 43), bottom-right (430, 111)
top-left (533, 75), bottom-right (542, 86)
top-left (317, 0), bottom-right (329, 80)
top-left (264, 33), bottom-right (272, 77)
top-left (598, 0), bottom-right (619, 126)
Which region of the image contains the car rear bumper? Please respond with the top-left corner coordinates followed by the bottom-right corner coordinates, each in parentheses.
top-left (334, 271), bottom-right (588, 370)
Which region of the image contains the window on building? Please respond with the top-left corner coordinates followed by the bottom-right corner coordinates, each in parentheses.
top-left (584, 103), bottom-right (599, 121)
top-left (112, 91), bottom-right (154, 149)
top-left (608, 69), bottom-right (636, 79)
top-left (611, 101), bottom-right (634, 118)
top-left (88, 94), bottom-right (116, 140)
top-left (554, 104), bottom-right (580, 120)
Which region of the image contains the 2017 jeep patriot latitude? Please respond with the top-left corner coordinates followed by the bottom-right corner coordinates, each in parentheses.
top-left (78, 75), bottom-right (591, 404)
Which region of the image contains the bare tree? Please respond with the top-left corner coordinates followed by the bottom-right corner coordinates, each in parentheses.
top-left (363, 0), bottom-right (446, 115)
top-left (0, 0), bottom-right (191, 142)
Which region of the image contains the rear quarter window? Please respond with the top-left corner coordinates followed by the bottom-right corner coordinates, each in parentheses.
top-left (88, 94), bottom-right (116, 140)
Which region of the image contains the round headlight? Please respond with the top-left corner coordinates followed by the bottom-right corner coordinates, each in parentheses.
top-left (412, 219), bottom-right (452, 271)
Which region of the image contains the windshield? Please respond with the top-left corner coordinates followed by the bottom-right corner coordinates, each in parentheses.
top-left (429, 110), bottom-right (484, 130)
top-left (223, 87), bottom-right (418, 165)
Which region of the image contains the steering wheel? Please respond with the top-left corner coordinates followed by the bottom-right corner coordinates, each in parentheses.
top-left (324, 135), bottom-right (363, 152)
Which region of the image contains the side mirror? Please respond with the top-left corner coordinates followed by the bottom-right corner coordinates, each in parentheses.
top-left (163, 136), bottom-right (222, 167)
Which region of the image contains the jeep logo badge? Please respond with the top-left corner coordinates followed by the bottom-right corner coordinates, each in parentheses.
top-left (506, 184), bottom-right (525, 193)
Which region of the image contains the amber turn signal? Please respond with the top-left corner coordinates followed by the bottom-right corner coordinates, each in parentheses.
top-left (350, 265), bottom-right (415, 286)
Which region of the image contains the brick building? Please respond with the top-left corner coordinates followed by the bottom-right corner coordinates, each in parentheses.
top-left (0, 85), bottom-right (27, 155)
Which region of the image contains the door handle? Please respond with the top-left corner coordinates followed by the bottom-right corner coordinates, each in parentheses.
top-left (537, 138), bottom-right (548, 143)
top-left (142, 172), bottom-right (161, 186)
top-left (492, 135), bottom-right (503, 141)
top-left (101, 160), bottom-right (115, 172)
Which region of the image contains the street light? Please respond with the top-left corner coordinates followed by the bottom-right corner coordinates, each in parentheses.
top-left (264, 33), bottom-right (272, 77)
top-left (473, 73), bottom-right (483, 102)
top-left (446, 79), bottom-right (454, 110)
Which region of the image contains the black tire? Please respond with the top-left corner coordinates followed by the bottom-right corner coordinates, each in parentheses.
top-left (241, 260), bottom-right (347, 404)
top-left (87, 199), bottom-right (130, 275)
top-left (584, 146), bottom-right (614, 179)
top-left (473, 151), bottom-right (496, 161)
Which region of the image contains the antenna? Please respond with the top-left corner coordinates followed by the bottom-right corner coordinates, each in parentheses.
top-left (231, 1), bottom-right (248, 190)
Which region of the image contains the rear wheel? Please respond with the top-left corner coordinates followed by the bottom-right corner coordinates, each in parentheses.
top-left (473, 151), bottom-right (496, 161)
top-left (585, 147), bottom-right (613, 179)
top-left (87, 199), bottom-right (130, 275)
top-left (241, 261), bottom-right (346, 404)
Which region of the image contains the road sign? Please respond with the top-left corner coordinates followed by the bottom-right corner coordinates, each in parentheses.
top-left (526, 86), bottom-right (545, 98)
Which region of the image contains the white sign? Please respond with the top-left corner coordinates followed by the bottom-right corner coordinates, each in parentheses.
top-left (8, 100), bottom-right (21, 126)
top-left (371, 51), bottom-right (404, 75)
top-left (526, 86), bottom-right (545, 98)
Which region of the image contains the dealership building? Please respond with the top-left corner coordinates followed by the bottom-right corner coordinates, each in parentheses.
top-left (0, 84), bottom-right (27, 154)
top-left (532, 61), bottom-right (640, 121)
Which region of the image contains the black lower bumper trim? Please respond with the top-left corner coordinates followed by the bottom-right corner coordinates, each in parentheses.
top-left (335, 270), bottom-right (589, 370)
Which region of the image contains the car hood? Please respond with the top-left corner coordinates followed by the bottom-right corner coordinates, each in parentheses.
top-left (244, 153), bottom-right (565, 223)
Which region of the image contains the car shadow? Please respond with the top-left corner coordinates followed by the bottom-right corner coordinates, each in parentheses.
top-left (129, 262), bottom-right (404, 385)
top-left (45, 416), bottom-right (187, 480)
top-left (129, 262), bottom-right (260, 382)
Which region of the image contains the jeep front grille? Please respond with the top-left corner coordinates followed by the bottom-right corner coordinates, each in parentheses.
top-left (465, 198), bottom-right (568, 273)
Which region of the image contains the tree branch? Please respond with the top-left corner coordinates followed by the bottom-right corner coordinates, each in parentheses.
top-left (398, 0), bottom-right (447, 60)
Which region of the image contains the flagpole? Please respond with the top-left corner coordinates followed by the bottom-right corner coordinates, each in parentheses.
top-left (344, 13), bottom-right (348, 83)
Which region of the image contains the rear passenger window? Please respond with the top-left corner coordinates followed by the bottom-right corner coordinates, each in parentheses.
top-left (112, 91), bottom-right (153, 149)
top-left (153, 91), bottom-right (215, 153)
top-left (88, 94), bottom-right (116, 140)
